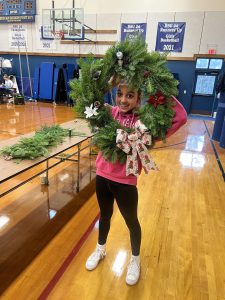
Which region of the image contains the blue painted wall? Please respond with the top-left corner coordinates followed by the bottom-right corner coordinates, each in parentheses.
top-left (167, 60), bottom-right (196, 113)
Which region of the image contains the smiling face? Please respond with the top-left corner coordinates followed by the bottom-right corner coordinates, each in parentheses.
top-left (116, 85), bottom-right (140, 113)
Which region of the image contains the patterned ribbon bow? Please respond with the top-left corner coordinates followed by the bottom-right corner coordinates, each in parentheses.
top-left (116, 120), bottom-right (158, 176)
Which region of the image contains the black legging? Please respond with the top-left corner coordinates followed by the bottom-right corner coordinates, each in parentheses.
top-left (96, 175), bottom-right (141, 256)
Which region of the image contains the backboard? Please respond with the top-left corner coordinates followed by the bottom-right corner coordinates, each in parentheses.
top-left (42, 8), bottom-right (85, 40)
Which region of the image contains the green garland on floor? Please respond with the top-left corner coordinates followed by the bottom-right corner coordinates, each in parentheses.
top-left (70, 38), bottom-right (178, 163)
top-left (0, 125), bottom-right (80, 162)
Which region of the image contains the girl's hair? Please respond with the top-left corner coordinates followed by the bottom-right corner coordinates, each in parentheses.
top-left (117, 83), bottom-right (142, 100)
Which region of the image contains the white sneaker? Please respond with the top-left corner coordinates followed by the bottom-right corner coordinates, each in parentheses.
top-left (86, 245), bottom-right (106, 271)
top-left (126, 256), bottom-right (141, 285)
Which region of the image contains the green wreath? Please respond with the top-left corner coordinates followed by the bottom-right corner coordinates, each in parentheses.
top-left (70, 38), bottom-right (178, 163)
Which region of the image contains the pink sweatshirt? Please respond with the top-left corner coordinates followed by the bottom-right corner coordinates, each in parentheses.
top-left (96, 98), bottom-right (187, 185)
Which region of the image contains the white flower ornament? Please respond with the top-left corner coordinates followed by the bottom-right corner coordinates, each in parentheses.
top-left (84, 104), bottom-right (98, 118)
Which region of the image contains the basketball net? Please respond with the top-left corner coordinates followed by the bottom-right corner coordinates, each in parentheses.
top-left (51, 30), bottom-right (64, 40)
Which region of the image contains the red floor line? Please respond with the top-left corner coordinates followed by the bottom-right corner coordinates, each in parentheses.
top-left (38, 213), bottom-right (100, 300)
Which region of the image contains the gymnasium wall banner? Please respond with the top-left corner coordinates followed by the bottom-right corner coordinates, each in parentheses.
top-left (155, 22), bottom-right (186, 52)
top-left (121, 23), bottom-right (147, 41)
top-left (9, 24), bottom-right (27, 49)
top-left (36, 26), bottom-right (56, 50)
top-left (0, 0), bottom-right (36, 23)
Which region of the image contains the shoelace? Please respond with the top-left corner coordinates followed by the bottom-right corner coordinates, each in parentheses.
top-left (127, 258), bottom-right (140, 275)
top-left (90, 248), bottom-right (105, 261)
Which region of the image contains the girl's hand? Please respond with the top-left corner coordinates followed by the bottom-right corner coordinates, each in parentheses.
top-left (108, 74), bottom-right (120, 88)
top-left (104, 103), bottom-right (112, 110)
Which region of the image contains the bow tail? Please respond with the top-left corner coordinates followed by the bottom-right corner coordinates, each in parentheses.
top-left (136, 142), bottom-right (158, 174)
top-left (126, 149), bottom-right (139, 177)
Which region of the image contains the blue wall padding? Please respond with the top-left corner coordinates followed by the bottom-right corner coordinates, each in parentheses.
top-left (212, 92), bottom-right (225, 141)
top-left (53, 68), bottom-right (59, 101)
top-left (39, 62), bottom-right (55, 100)
top-left (33, 67), bottom-right (40, 99)
top-left (219, 118), bottom-right (225, 148)
top-left (67, 64), bottom-right (76, 81)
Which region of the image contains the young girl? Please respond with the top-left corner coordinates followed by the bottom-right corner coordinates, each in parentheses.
top-left (85, 83), bottom-right (187, 285)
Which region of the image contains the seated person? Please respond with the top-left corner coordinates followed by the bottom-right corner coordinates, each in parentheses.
top-left (0, 80), bottom-right (4, 96)
top-left (0, 79), bottom-right (10, 102)
top-left (3, 74), bottom-right (14, 89)
top-left (9, 75), bottom-right (19, 93)
top-left (0, 79), bottom-right (8, 94)
top-left (2, 74), bottom-right (14, 98)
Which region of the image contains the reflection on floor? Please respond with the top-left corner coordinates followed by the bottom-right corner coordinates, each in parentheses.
top-left (0, 154), bottom-right (96, 294)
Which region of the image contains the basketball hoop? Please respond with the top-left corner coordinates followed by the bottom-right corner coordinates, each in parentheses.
top-left (51, 30), bottom-right (64, 40)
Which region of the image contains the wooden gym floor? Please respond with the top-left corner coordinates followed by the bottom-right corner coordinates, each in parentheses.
top-left (0, 102), bottom-right (225, 300)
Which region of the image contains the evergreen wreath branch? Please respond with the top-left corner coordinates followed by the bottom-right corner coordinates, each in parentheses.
top-left (0, 125), bottom-right (82, 162)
